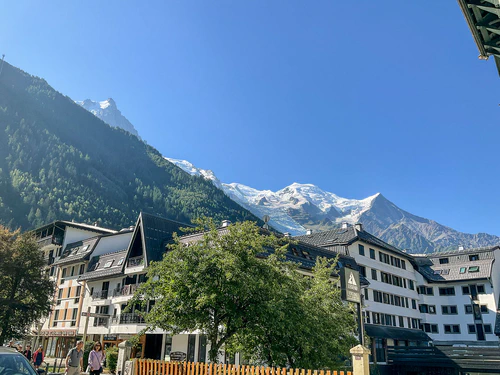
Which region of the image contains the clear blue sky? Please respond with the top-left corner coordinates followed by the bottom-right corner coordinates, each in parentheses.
top-left (2, 1), bottom-right (500, 235)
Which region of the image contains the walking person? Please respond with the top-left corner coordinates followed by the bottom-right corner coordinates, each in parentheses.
top-left (24, 345), bottom-right (32, 362)
top-left (32, 345), bottom-right (45, 369)
top-left (65, 340), bottom-right (84, 375)
top-left (88, 342), bottom-right (105, 375)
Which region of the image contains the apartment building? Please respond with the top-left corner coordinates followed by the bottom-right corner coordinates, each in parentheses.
top-left (413, 246), bottom-right (500, 345)
top-left (296, 223), bottom-right (428, 364)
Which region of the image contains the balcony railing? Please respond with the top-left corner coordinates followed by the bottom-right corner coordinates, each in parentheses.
top-left (112, 285), bottom-right (138, 297)
top-left (111, 313), bottom-right (145, 324)
top-left (128, 256), bottom-right (144, 267)
top-left (37, 235), bottom-right (63, 248)
top-left (92, 290), bottom-right (109, 300)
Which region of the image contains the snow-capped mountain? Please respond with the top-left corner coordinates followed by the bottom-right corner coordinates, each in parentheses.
top-left (76, 98), bottom-right (140, 138)
top-left (166, 158), bottom-right (500, 253)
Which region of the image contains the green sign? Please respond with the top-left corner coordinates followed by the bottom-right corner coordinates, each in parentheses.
top-left (340, 267), bottom-right (361, 303)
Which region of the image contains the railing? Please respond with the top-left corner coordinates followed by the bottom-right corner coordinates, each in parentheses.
top-left (111, 313), bottom-right (145, 324)
top-left (92, 290), bottom-right (109, 299)
top-left (136, 360), bottom-right (351, 375)
top-left (37, 235), bottom-right (63, 247)
top-left (113, 284), bottom-right (139, 297)
top-left (128, 256), bottom-right (144, 267)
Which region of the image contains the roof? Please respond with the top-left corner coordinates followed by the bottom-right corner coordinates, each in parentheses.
top-left (364, 324), bottom-right (431, 342)
top-left (416, 247), bottom-right (495, 283)
top-left (53, 236), bottom-right (100, 266)
top-left (33, 220), bottom-right (116, 235)
top-left (295, 225), bottom-right (412, 260)
top-left (130, 212), bottom-right (192, 266)
top-left (457, 0), bottom-right (500, 76)
top-left (78, 249), bottom-right (128, 281)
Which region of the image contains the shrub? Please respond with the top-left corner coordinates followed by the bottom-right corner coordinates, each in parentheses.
top-left (106, 346), bottom-right (119, 374)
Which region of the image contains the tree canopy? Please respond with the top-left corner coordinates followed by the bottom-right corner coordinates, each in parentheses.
top-left (130, 220), bottom-right (357, 368)
top-left (0, 226), bottom-right (55, 344)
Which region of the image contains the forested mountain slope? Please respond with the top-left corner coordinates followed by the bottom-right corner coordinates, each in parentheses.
top-left (0, 61), bottom-right (259, 230)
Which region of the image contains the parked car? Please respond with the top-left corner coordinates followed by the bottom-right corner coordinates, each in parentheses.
top-left (0, 347), bottom-right (39, 375)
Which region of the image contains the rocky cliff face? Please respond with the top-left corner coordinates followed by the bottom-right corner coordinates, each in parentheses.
top-left (76, 98), bottom-right (140, 138)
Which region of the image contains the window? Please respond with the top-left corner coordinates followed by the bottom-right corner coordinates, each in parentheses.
top-left (459, 267), bottom-right (466, 274)
top-left (439, 258), bottom-right (449, 264)
top-left (480, 305), bottom-right (488, 313)
top-left (399, 316), bottom-right (404, 328)
top-left (465, 305), bottom-right (473, 314)
top-left (469, 254), bottom-right (479, 261)
top-left (422, 323), bottom-right (438, 333)
top-left (468, 324), bottom-right (476, 334)
top-left (484, 324), bottom-right (492, 334)
top-left (418, 286), bottom-right (434, 295)
top-left (117, 257), bottom-right (125, 266)
top-left (62, 268), bottom-right (67, 278)
top-left (104, 260), bottom-right (114, 268)
top-left (374, 291), bottom-right (382, 303)
top-left (442, 305), bottom-right (458, 315)
top-left (58, 289), bottom-right (63, 299)
top-left (408, 280), bottom-right (414, 290)
top-left (462, 286), bottom-right (470, 294)
top-left (401, 260), bottom-right (406, 270)
top-left (419, 304), bottom-right (436, 314)
top-left (371, 269), bottom-right (377, 280)
top-left (468, 266), bottom-right (479, 273)
top-left (444, 324), bottom-right (460, 334)
top-left (411, 318), bottom-right (419, 329)
top-left (379, 252), bottom-right (390, 264)
top-left (359, 266), bottom-right (366, 278)
top-left (358, 244), bottom-right (365, 256)
top-left (370, 248), bottom-right (375, 259)
top-left (70, 266), bottom-right (75, 277)
top-left (439, 287), bottom-right (455, 296)
top-left (54, 310), bottom-right (60, 321)
top-left (412, 299), bottom-right (417, 310)
top-left (364, 288), bottom-right (369, 301)
top-left (79, 264), bottom-right (85, 275)
top-left (477, 285), bottom-right (485, 294)
top-left (72, 309), bottom-right (78, 320)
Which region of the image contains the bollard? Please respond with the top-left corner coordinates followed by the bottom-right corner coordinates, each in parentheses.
top-left (349, 345), bottom-right (370, 375)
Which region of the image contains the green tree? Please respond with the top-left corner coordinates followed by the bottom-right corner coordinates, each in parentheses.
top-left (130, 220), bottom-right (357, 367)
top-left (0, 226), bottom-right (55, 343)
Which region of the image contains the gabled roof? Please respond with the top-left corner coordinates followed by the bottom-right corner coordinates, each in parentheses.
top-left (78, 249), bottom-right (128, 281)
top-left (295, 225), bottom-right (412, 260)
top-left (53, 236), bottom-right (100, 266)
top-left (128, 212), bottom-right (192, 266)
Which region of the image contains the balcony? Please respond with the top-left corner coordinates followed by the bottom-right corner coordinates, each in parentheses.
top-left (92, 290), bottom-right (109, 300)
top-left (43, 256), bottom-right (55, 266)
top-left (128, 256), bottom-right (144, 267)
top-left (111, 313), bottom-right (145, 324)
top-left (112, 285), bottom-right (138, 297)
top-left (37, 235), bottom-right (63, 248)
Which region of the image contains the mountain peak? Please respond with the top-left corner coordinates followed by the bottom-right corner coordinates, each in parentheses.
top-left (77, 98), bottom-right (139, 138)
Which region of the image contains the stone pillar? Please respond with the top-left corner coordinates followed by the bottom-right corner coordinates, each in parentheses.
top-left (350, 344), bottom-right (371, 375)
top-left (117, 341), bottom-right (133, 375)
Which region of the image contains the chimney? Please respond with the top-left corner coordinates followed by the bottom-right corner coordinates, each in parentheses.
top-left (341, 222), bottom-right (348, 229)
top-left (458, 245), bottom-right (464, 251)
top-left (221, 220), bottom-right (231, 228)
top-left (306, 229), bottom-right (313, 236)
top-left (284, 232), bottom-right (291, 238)
top-left (355, 222), bottom-right (363, 232)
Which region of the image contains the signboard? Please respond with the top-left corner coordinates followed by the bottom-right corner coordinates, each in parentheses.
top-left (104, 335), bottom-right (117, 341)
top-left (340, 267), bottom-right (361, 303)
top-left (40, 330), bottom-right (77, 337)
top-left (169, 352), bottom-right (187, 362)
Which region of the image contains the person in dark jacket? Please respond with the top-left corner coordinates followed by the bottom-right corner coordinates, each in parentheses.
top-left (24, 345), bottom-right (32, 362)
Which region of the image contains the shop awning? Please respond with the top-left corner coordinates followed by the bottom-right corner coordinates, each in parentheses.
top-left (365, 324), bottom-right (431, 342)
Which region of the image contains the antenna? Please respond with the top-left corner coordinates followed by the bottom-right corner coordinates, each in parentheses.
top-left (0, 54), bottom-right (5, 78)
top-left (263, 215), bottom-right (270, 230)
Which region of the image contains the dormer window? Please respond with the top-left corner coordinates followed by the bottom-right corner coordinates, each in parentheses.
top-left (469, 254), bottom-right (479, 261)
top-left (117, 258), bottom-right (125, 266)
top-left (439, 258), bottom-right (449, 264)
top-left (104, 260), bottom-right (114, 268)
top-left (468, 266), bottom-right (479, 273)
